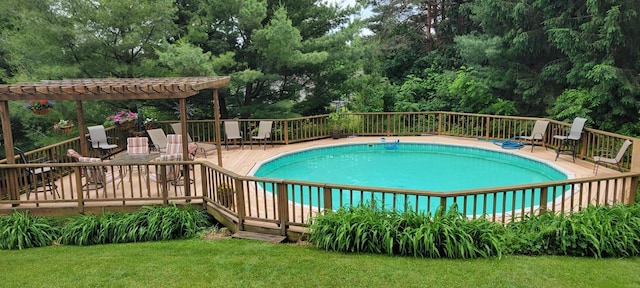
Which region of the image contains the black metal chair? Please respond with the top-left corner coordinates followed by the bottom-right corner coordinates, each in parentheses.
top-left (14, 147), bottom-right (60, 199)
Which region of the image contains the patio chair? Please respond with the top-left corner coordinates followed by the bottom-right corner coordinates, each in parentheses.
top-left (146, 128), bottom-right (168, 153)
top-left (250, 121), bottom-right (273, 150)
top-left (224, 121), bottom-right (243, 150)
top-left (553, 117), bottom-right (587, 162)
top-left (126, 137), bottom-right (150, 181)
top-left (78, 156), bottom-right (121, 198)
top-left (148, 153), bottom-right (184, 195)
top-left (166, 134), bottom-right (199, 160)
top-left (127, 137), bottom-right (150, 155)
top-left (88, 125), bottom-right (119, 158)
top-left (170, 122), bottom-right (216, 157)
top-left (593, 139), bottom-right (632, 175)
top-left (15, 147), bottom-right (59, 199)
top-left (519, 120), bottom-right (549, 152)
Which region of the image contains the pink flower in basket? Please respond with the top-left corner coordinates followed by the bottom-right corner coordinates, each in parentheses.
top-left (107, 110), bottom-right (138, 125)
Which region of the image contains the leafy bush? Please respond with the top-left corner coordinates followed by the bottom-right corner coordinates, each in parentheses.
top-left (0, 211), bottom-right (59, 250)
top-left (60, 205), bottom-right (211, 246)
top-left (506, 205), bottom-right (640, 258)
top-left (309, 202), bottom-right (505, 259)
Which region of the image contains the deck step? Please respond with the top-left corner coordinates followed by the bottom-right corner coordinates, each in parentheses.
top-left (231, 231), bottom-right (287, 243)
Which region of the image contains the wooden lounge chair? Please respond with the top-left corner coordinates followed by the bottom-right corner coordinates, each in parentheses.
top-left (593, 139), bottom-right (632, 175)
top-left (519, 120), bottom-right (549, 152)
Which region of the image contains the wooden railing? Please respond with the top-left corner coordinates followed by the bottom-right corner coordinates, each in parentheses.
top-left (1, 112), bottom-right (638, 240)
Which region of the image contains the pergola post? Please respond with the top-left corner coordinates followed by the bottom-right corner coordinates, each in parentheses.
top-left (213, 89), bottom-right (223, 167)
top-left (0, 100), bottom-right (20, 205)
top-left (75, 100), bottom-right (89, 156)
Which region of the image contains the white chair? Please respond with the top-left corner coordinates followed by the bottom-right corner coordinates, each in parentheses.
top-left (519, 120), bottom-right (549, 152)
top-left (224, 121), bottom-right (243, 150)
top-left (594, 140), bottom-right (632, 175)
top-left (170, 123), bottom-right (216, 157)
top-left (146, 128), bottom-right (168, 153)
top-left (553, 118), bottom-right (587, 162)
top-left (88, 125), bottom-right (119, 158)
top-left (250, 121), bottom-right (273, 150)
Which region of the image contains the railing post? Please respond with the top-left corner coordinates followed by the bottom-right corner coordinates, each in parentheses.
top-left (234, 178), bottom-right (246, 231)
top-left (160, 166), bottom-right (169, 205)
top-left (323, 185), bottom-right (333, 213)
top-left (74, 166), bottom-right (85, 212)
top-left (386, 114), bottom-right (391, 136)
top-left (631, 139), bottom-right (640, 172)
top-left (284, 120), bottom-right (289, 145)
top-left (539, 187), bottom-right (548, 214)
top-left (628, 175), bottom-right (638, 204)
top-left (437, 113), bottom-right (442, 135)
top-left (439, 196), bottom-right (447, 216)
top-left (277, 182), bottom-right (289, 236)
top-left (485, 115), bottom-right (491, 139)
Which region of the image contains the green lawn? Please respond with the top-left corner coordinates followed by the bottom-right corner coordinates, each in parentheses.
top-left (2, 238), bottom-right (640, 288)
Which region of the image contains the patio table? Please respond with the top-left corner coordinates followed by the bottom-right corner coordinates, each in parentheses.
top-left (109, 153), bottom-right (160, 186)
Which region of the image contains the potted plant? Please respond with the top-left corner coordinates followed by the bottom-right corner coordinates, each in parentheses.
top-left (216, 182), bottom-right (235, 208)
top-left (25, 100), bottom-right (55, 115)
top-left (143, 117), bottom-right (157, 130)
top-left (106, 110), bottom-right (138, 130)
top-left (53, 119), bottom-right (74, 134)
top-left (328, 109), bottom-right (351, 139)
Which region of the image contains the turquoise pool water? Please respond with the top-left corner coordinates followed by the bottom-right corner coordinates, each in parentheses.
top-left (253, 143), bottom-right (569, 215)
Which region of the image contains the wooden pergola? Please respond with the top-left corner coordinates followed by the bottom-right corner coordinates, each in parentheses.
top-left (0, 77), bottom-right (230, 166)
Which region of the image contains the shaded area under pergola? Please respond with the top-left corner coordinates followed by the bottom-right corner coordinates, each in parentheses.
top-left (0, 77), bottom-right (230, 200)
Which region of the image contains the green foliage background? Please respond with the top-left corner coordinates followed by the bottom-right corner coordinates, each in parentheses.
top-left (1, 0), bottom-right (639, 151)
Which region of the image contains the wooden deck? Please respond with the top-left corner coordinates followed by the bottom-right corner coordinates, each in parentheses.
top-left (8, 136), bottom-right (620, 218)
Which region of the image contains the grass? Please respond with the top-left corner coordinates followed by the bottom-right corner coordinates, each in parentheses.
top-left (1, 238), bottom-right (639, 287)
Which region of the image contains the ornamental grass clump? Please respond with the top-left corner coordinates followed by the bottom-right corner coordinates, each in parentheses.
top-left (59, 205), bottom-right (211, 245)
top-left (0, 211), bottom-right (59, 250)
top-left (309, 202), bottom-right (506, 259)
top-left (505, 204), bottom-right (640, 258)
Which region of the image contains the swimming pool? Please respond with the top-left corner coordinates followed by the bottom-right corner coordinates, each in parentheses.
top-left (252, 142), bottom-right (571, 215)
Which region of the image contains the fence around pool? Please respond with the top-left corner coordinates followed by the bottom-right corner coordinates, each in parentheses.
top-left (0, 112), bottom-right (638, 239)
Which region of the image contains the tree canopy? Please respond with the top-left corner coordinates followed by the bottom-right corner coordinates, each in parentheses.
top-left (1, 0), bottom-right (639, 151)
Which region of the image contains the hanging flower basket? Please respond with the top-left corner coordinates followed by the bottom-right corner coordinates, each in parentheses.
top-left (53, 120), bottom-right (74, 134)
top-left (107, 110), bottom-right (137, 130)
top-left (31, 107), bottom-right (52, 115)
top-left (25, 100), bottom-right (55, 115)
top-left (58, 126), bottom-right (74, 134)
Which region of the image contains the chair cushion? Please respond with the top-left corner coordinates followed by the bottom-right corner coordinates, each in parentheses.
top-left (127, 137), bottom-right (149, 155)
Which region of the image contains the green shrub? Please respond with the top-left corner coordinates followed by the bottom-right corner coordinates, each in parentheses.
top-left (506, 204), bottom-right (640, 257)
top-left (309, 203), bottom-right (506, 259)
top-left (60, 204), bottom-right (211, 246)
top-left (0, 211), bottom-right (59, 250)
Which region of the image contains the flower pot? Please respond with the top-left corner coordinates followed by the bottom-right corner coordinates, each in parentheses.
top-left (31, 107), bottom-right (51, 115)
top-left (217, 189), bottom-right (235, 208)
top-left (117, 121), bottom-right (135, 130)
top-left (331, 130), bottom-right (341, 139)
